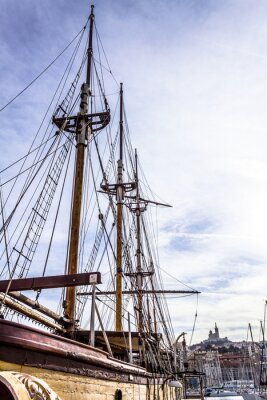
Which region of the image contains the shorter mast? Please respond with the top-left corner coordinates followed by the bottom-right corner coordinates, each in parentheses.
top-left (116, 83), bottom-right (124, 332)
top-left (128, 151), bottom-right (175, 334)
top-left (134, 150), bottom-right (144, 333)
top-left (100, 84), bottom-right (135, 331)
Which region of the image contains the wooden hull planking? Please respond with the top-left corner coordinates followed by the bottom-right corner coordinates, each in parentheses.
top-left (0, 320), bottom-right (176, 399)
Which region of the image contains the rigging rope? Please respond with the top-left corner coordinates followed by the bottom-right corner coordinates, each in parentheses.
top-left (0, 14), bottom-right (193, 374)
top-left (94, 22), bottom-right (120, 88)
top-left (0, 139), bottom-right (68, 188)
top-left (189, 293), bottom-right (199, 346)
top-left (0, 25), bottom-right (86, 240)
top-left (0, 136), bottom-right (55, 175)
top-left (41, 137), bottom-right (74, 278)
top-left (0, 26), bottom-right (87, 113)
top-left (0, 26), bottom-right (88, 251)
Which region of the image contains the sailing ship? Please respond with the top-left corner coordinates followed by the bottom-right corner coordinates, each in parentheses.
top-left (0, 6), bottom-right (200, 400)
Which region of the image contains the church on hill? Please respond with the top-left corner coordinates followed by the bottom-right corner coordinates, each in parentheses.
top-left (189, 323), bottom-right (236, 351)
top-left (208, 323), bottom-right (220, 341)
top-left (205, 323), bottom-right (230, 344)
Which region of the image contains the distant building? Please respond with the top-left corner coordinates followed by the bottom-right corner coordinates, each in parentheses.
top-left (188, 325), bottom-right (258, 389)
top-left (188, 350), bottom-right (223, 387)
top-left (203, 323), bottom-right (230, 345)
top-left (208, 323), bottom-right (220, 341)
top-left (219, 353), bottom-right (254, 382)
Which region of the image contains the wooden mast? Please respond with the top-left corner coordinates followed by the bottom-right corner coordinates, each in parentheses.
top-left (134, 150), bottom-right (144, 333)
top-left (115, 83), bottom-right (124, 331)
top-left (63, 5), bottom-right (94, 325)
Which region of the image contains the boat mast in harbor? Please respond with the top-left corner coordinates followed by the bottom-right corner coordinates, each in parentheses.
top-left (115, 83), bottom-right (124, 332)
top-left (62, 5), bottom-right (95, 328)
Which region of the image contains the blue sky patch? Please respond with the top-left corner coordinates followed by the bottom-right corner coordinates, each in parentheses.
top-left (169, 235), bottom-right (198, 252)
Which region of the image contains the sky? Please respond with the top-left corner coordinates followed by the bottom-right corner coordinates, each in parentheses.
top-left (1, 0), bottom-right (267, 344)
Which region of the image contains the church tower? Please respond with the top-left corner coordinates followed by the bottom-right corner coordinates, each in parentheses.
top-left (215, 322), bottom-right (219, 339)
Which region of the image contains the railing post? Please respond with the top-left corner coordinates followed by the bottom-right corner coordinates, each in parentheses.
top-left (90, 283), bottom-right (96, 346)
top-left (128, 312), bottom-right (133, 363)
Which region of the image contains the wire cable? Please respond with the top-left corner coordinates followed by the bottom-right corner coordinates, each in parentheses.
top-left (0, 26), bottom-right (87, 113)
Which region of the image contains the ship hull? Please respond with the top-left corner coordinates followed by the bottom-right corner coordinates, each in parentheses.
top-left (0, 320), bottom-right (173, 399)
top-left (0, 361), bottom-right (147, 400)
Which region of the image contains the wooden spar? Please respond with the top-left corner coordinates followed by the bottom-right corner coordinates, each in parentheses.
top-left (0, 272), bottom-right (101, 292)
top-left (77, 289), bottom-right (200, 296)
top-left (0, 273), bottom-right (100, 328)
top-left (116, 202), bottom-right (123, 330)
top-left (116, 83), bottom-right (124, 332)
top-left (8, 291), bottom-right (63, 322)
top-left (0, 293), bottom-right (65, 332)
top-left (125, 195), bottom-right (172, 208)
top-left (64, 142), bottom-right (86, 320)
top-left (64, 6), bottom-right (94, 324)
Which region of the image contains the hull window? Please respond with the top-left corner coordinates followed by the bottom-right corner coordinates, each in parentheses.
top-left (115, 389), bottom-right (123, 400)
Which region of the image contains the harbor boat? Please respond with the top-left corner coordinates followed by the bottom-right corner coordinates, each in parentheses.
top-left (205, 388), bottom-right (239, 397)
top-left (0, 5), bottom-right (200, 400)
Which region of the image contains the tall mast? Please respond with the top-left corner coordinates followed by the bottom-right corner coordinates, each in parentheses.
top-left (63, 5), bottom-right (94, 325)
top-left (115, 83), bottom-right (124, 331)
top-left (135, 150), bottom-right (144, 333)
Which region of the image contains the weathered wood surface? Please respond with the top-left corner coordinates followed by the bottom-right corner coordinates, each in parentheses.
top-left (0, 272), bottom-right (101, 292)
top-left (0, 320), bottom-right (149, 383)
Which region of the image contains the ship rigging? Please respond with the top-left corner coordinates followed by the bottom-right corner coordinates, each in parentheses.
top-left (0, 5), bottom-right (200, 400)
